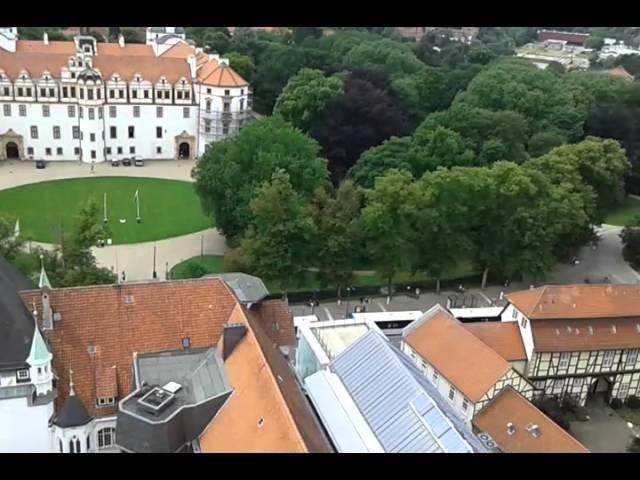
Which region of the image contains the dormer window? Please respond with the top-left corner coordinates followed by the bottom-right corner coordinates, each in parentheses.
top-left (78, 60), bottom-right (83, 67)
top-left (97, 397), bottom-right (115, 407)
top-left (16, 369), bottom-right (30, 382)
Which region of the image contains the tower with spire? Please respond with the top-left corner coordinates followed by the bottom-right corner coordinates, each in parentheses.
top-left (51, 369), bottom-right (94, 453)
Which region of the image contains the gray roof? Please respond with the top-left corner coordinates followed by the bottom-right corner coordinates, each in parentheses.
top-left (330, 330), bottom-right (487, 453)
top-left (116, 348), bottom-right (232, 453)
top-left (206, 273), bottom-right (269, 304)
top-left (53, 394), bottom-right (93, 428)
top-left (0, 255), bottom-right (37, 370)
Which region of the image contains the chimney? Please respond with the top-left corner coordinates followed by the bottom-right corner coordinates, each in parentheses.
top-left (118, 34), bottom-right (125, 48)
top-left (222, 323), bottom-right (247, 360)
top-left (506, 422), bottom-right (516, 436)
top-left (187, 54), bottom-right (197, 79)
top-left (43, 31), bottom-right (49, 45)
top-left (41, 289), bottom-right (53, 331)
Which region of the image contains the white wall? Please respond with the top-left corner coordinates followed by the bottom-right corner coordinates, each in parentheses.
top-left (0, 396), bottom-right (54, 452)
top-left (501, 304), bottom-right (535, 360)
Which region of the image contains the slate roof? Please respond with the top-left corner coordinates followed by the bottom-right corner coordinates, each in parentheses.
top-left (52, 394), bottom-right (93, 428)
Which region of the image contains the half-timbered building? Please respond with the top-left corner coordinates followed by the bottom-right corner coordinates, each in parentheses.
top-left (504, 284), bottom-right (640, 405)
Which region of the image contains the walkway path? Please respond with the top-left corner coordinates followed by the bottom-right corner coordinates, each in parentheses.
top-left (2, 159), bottom-right (228, 280)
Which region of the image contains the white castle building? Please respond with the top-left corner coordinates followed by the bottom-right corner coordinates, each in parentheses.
top-left (0, 27), bottom-right (251, 163)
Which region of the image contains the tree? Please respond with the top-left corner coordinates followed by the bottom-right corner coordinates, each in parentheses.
top-left (310, 70), bottom-right (411, 182)
top-left (528, 131), bottom-right (568, 157)
top-left (240, 170), bottom-right (313, 295)
top-left (0, 216), bottom-right (23, 262)
top-left (17, 27), bottom-right (67, 41)
top-left (343, 39), bottom-right (425, 77)
top-left (564, 72), bottom-right (628, 112)
top-left (351, 136), bottom-right (418, 188)
top-left (120, 29), bottom-right (143, 44)
top-left (192, 117), bottom-right (329, 241)
top-left (307, 181), bottom-right (365, 297)
top-left (225, 51), bottom-right (255, 84)
top-left (292, 27), bottom-right (323, 45)
top-left (412, 126), bottom-right (476, 173)
top-left (87, 31), bottom-right (106, 43)
top-left (360, 170), bottom-right (421, 299)
top-left (274, 69), bottom-right (344, 131)
top-left (204, 31), bottom-right (231, 54)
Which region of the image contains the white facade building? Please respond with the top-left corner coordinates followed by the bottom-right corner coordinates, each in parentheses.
top-left (0, 28), bottom-right (251, 163)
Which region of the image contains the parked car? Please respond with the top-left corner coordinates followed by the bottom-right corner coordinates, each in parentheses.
top-left (111, 158), bottom-right (120, 167)
top-left (35, 160), bottom-right (46, 169)
top-left (134, 158), bottom-right (145, 167)
top-left (121, 157), bottom-right (132, 167)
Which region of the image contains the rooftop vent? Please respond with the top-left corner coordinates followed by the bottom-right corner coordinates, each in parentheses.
top-left (566, 326), bottom-right (572, 333)
top-left (526, 423), bottom-right (541, 438)
top-left (137, 386), bottom-right (176, 415)
top-left (162, 381), bottom-right (182, 394)
top-left (575, 328), bottom-right (580, 335)
top-left (588, 326), bottom-right (593, 335)
top-left (506, 422), bottom-right (516, 436)
top-left (612, 325), bottom-right (617, 334)
top-left (555, 329), bottom-right (560, 336)
top-left (257, 417), bottom-right (265, 428)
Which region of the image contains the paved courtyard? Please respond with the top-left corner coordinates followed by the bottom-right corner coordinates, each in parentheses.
top-left (570, 398), bottom-right (634, 453)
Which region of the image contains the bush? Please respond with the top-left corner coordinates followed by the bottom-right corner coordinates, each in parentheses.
top-left (610, 398), bottom-right (624, 410)
top-left (628, 437), bottom-right (640, 453)
top-left (182, 262), bottom-right (208, 279)
top-left (626, 395), bottom-right (640, 409)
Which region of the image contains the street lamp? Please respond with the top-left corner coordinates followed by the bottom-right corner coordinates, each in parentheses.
top-left (345, 287), bottom-right (354, 318)
top-left (311, 289), bottom-right (319, 315)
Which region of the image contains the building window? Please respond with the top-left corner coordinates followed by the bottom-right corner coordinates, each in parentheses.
top-left (86, 436), bottom-right (90, 452)
top-left (132, 90), bottom-right (137, 99)
top-left (222, 125), bottom-right (229, 136)
top-left (183, 107), bottom-right (189, 118)
top-left (627, 349), bottom-right (639, 368)
top-left (240, 98), bottom-right (245, 110)
top-left (69, 86), bottom-right (75, 98)
top-left (462, 398), bottom-right (469, 411)
top-left (144, 90), bottom-right (149, 99)
top-left (184, 91), bottom-right (190, 100)
top-left (72, 126), bottom-right (80, 139)
top-left (156, 90), bottom-right (162, 100)
top-left (177, 91), bottom-right (183, 99)
top-left (90, 133), bottom-right (96, 142)
top-left (574, 377), bottom-right (584, 388)
top-left (109, 89), bottom-right (115, 99)
top-left (3, 104), bottom-right (10, 116)
top-left (224, 89), bottom-right (230, 96)
top-left (40, 87), bottom-right (46, 97)
top-left (79, 89), bottom-right (84, 100)
top-left (59, 439), bottom-right (63, 453)
top-left (87, 89), bottom-right (94, 100)
top-left (74, 147), bottom-right (80, 156)
top-left (164, 90), bottom-right (170, 99)
top-left (49, 88), bottom-right (55, 97)
top-left (559, 352), bottom-right (570, 369)
top-left (98, 107), bottom-right (103, 119)
top-left (619, 383), bottom-right (630, 399)
top-left (448, 386), bottom-right (456, 401)
top-left (129, 146), bottom-right (135, 154)
top-left (62, 86), bottom-right (68, 98)
top-left (156, 146), bottom-right (162, 154)
top-left (2, 86), bottom-right (9, 96)
top-left (96, 397), bottom-right (115, 407)
top-left (91, 150), bottom-right (96, 159)
top-left (98, 428), bottom-right (115, 449)
top-left (97, 89), bottom-right (101, 100)
top-left (206, 88), bottom-right (211, 94)
top-left (106, 147), bottom-right (112, 155)
top-left (241, 89), bottom-right (244, 95)
top-left (19, 104), bottom-right (26, 117)
top-left (109, 106), bottom-right (116, 118)
top-left (553, 378), bottom-right (565, 391)
top-left (110, 126), bottom-right (117, 139)
top-left (133, 106), bottom-right (140, 118)
top-left (16, 369), bottom-right (30, 381)
top-left (17, 87), bottom-right (23, 97)
top-left (69, 440), bottom-right (75, 454)
top-left (57, 147), bottom-right (63, 155)
top-left (117, 147), bottom-right (123, 155)
top-left (119, 89), bottom-right (124, 99)
top-left (30, 126), bottom-right (38, 139)
top-left (432, 369), bottom-right (439, 384)
top-left (42, 105), bottom-right (50, 117)
top-left (206, 100), bottom-right (211, 113)
top-left (88, 108), bottom-right (95, 120)
top-left (53, 126), bottom-right (61, 139)
top-left (68, 105), bottom-right (75, 117)
top-left (204, 119), bottom-right (211, 133)
top-left (79, 107), bottom-right (83, 118)
top-left (156, 106), bottom-right (163, 118)
top-left (603, 350), bottom-right (615, 368)
top-left (45, 148), bottom-right (52, 156)
top-left (223, 102), bottom-right (230, 113)
top-left (156, 126), bottom-right (162, 139)
top-left (512, 309), bottom-right (517, 319)
top-left (128, 126), bottom-right (135, 139)
top-left (27, 147), bottom-right (34, 156)
top-left (520, 317), bottom-right (528, 329)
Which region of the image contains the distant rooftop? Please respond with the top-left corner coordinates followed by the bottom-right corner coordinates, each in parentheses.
top-left (207, 272), bottom-right (269, 305)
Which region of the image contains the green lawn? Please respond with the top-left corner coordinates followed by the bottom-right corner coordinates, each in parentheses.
top-left (604, 197), bottom-right (640, 226)
top-left (0, 177), bottom-right (211, 244)
top-left (171, 255), bottom-right (477, 293)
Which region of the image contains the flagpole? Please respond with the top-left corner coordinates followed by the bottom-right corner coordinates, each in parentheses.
top-left (136, 190), bottom-right (141, 223)
top-left (103, 192), bottom-right (108, 224)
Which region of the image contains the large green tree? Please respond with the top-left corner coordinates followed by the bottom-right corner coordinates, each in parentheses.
top-left (342, 39), bottom-right (425, 77)
top-left (351, 136), bottom-right (418, 188)
top-left (225, 51), bottom-right (255, 83)
top-left (274, 68), bottom-right (344, 131)
top-left (192, 117), bottom-right (329, 241)
top-left (307, 181), bottom-right (364, 297)
top-left (0, 216), bottom-right (23, 262)
top-left (239, 170), bottom-right (313, 295)
top-left (360, 170), bottom-right (421, 298)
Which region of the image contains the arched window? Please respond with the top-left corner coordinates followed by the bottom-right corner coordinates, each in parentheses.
top-left (206, 100), bottom-right (211, 113)
top-left (86, 435), bottom-right (91, 452)
top-left (69, 439), bottom-right (75, 453)
top-left (58, 439), bottom-right (63, 453)
top-left (75, 438), bottom-right (81, 453)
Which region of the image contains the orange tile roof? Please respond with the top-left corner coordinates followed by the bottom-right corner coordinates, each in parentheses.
top-left (0, 51), bottom-right (68, 79)
top-left (532, 317), bottom-right (640, 352)
top-left (94, 55), bottom-right (190, 83)
top-left (97, 43), bottom-right (154, 57)
top-left (15, 40), bottom-right (75, 54)
top-left (507, 285), bottom-right (640, 320)
top-left (199, 62), bottom-right (248, 87)
top-left (463, 322), bottom-right (527, 361)
top-left (199, 304), bottom-right (332, 453)
top-left (404, 306), bottom-right (512, 402)
top-left (20, 278), bottom-right (238, 419)
top-left (473, 387), bottom-right (589, 453)
top-left (160, 42), bottom-right (197, 59)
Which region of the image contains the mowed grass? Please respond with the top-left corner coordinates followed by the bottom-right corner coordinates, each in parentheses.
top-left (0, 177), bottom-right (211, 244)
top-left (171, 255), bottom-right (476, 293)
top-left (604, 196), bottom-right (640, 226)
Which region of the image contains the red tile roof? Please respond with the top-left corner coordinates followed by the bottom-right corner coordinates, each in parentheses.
top-left (473, 387), bottom-right (589, 453)
top-left (463, 322), bottom-right (527, 361)
top-left (537, 30), bottom-right (591, 46)
top-left (248, 300), bottom-right (296, 347)
top-left (403, 306), bottom-right (512, 402)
